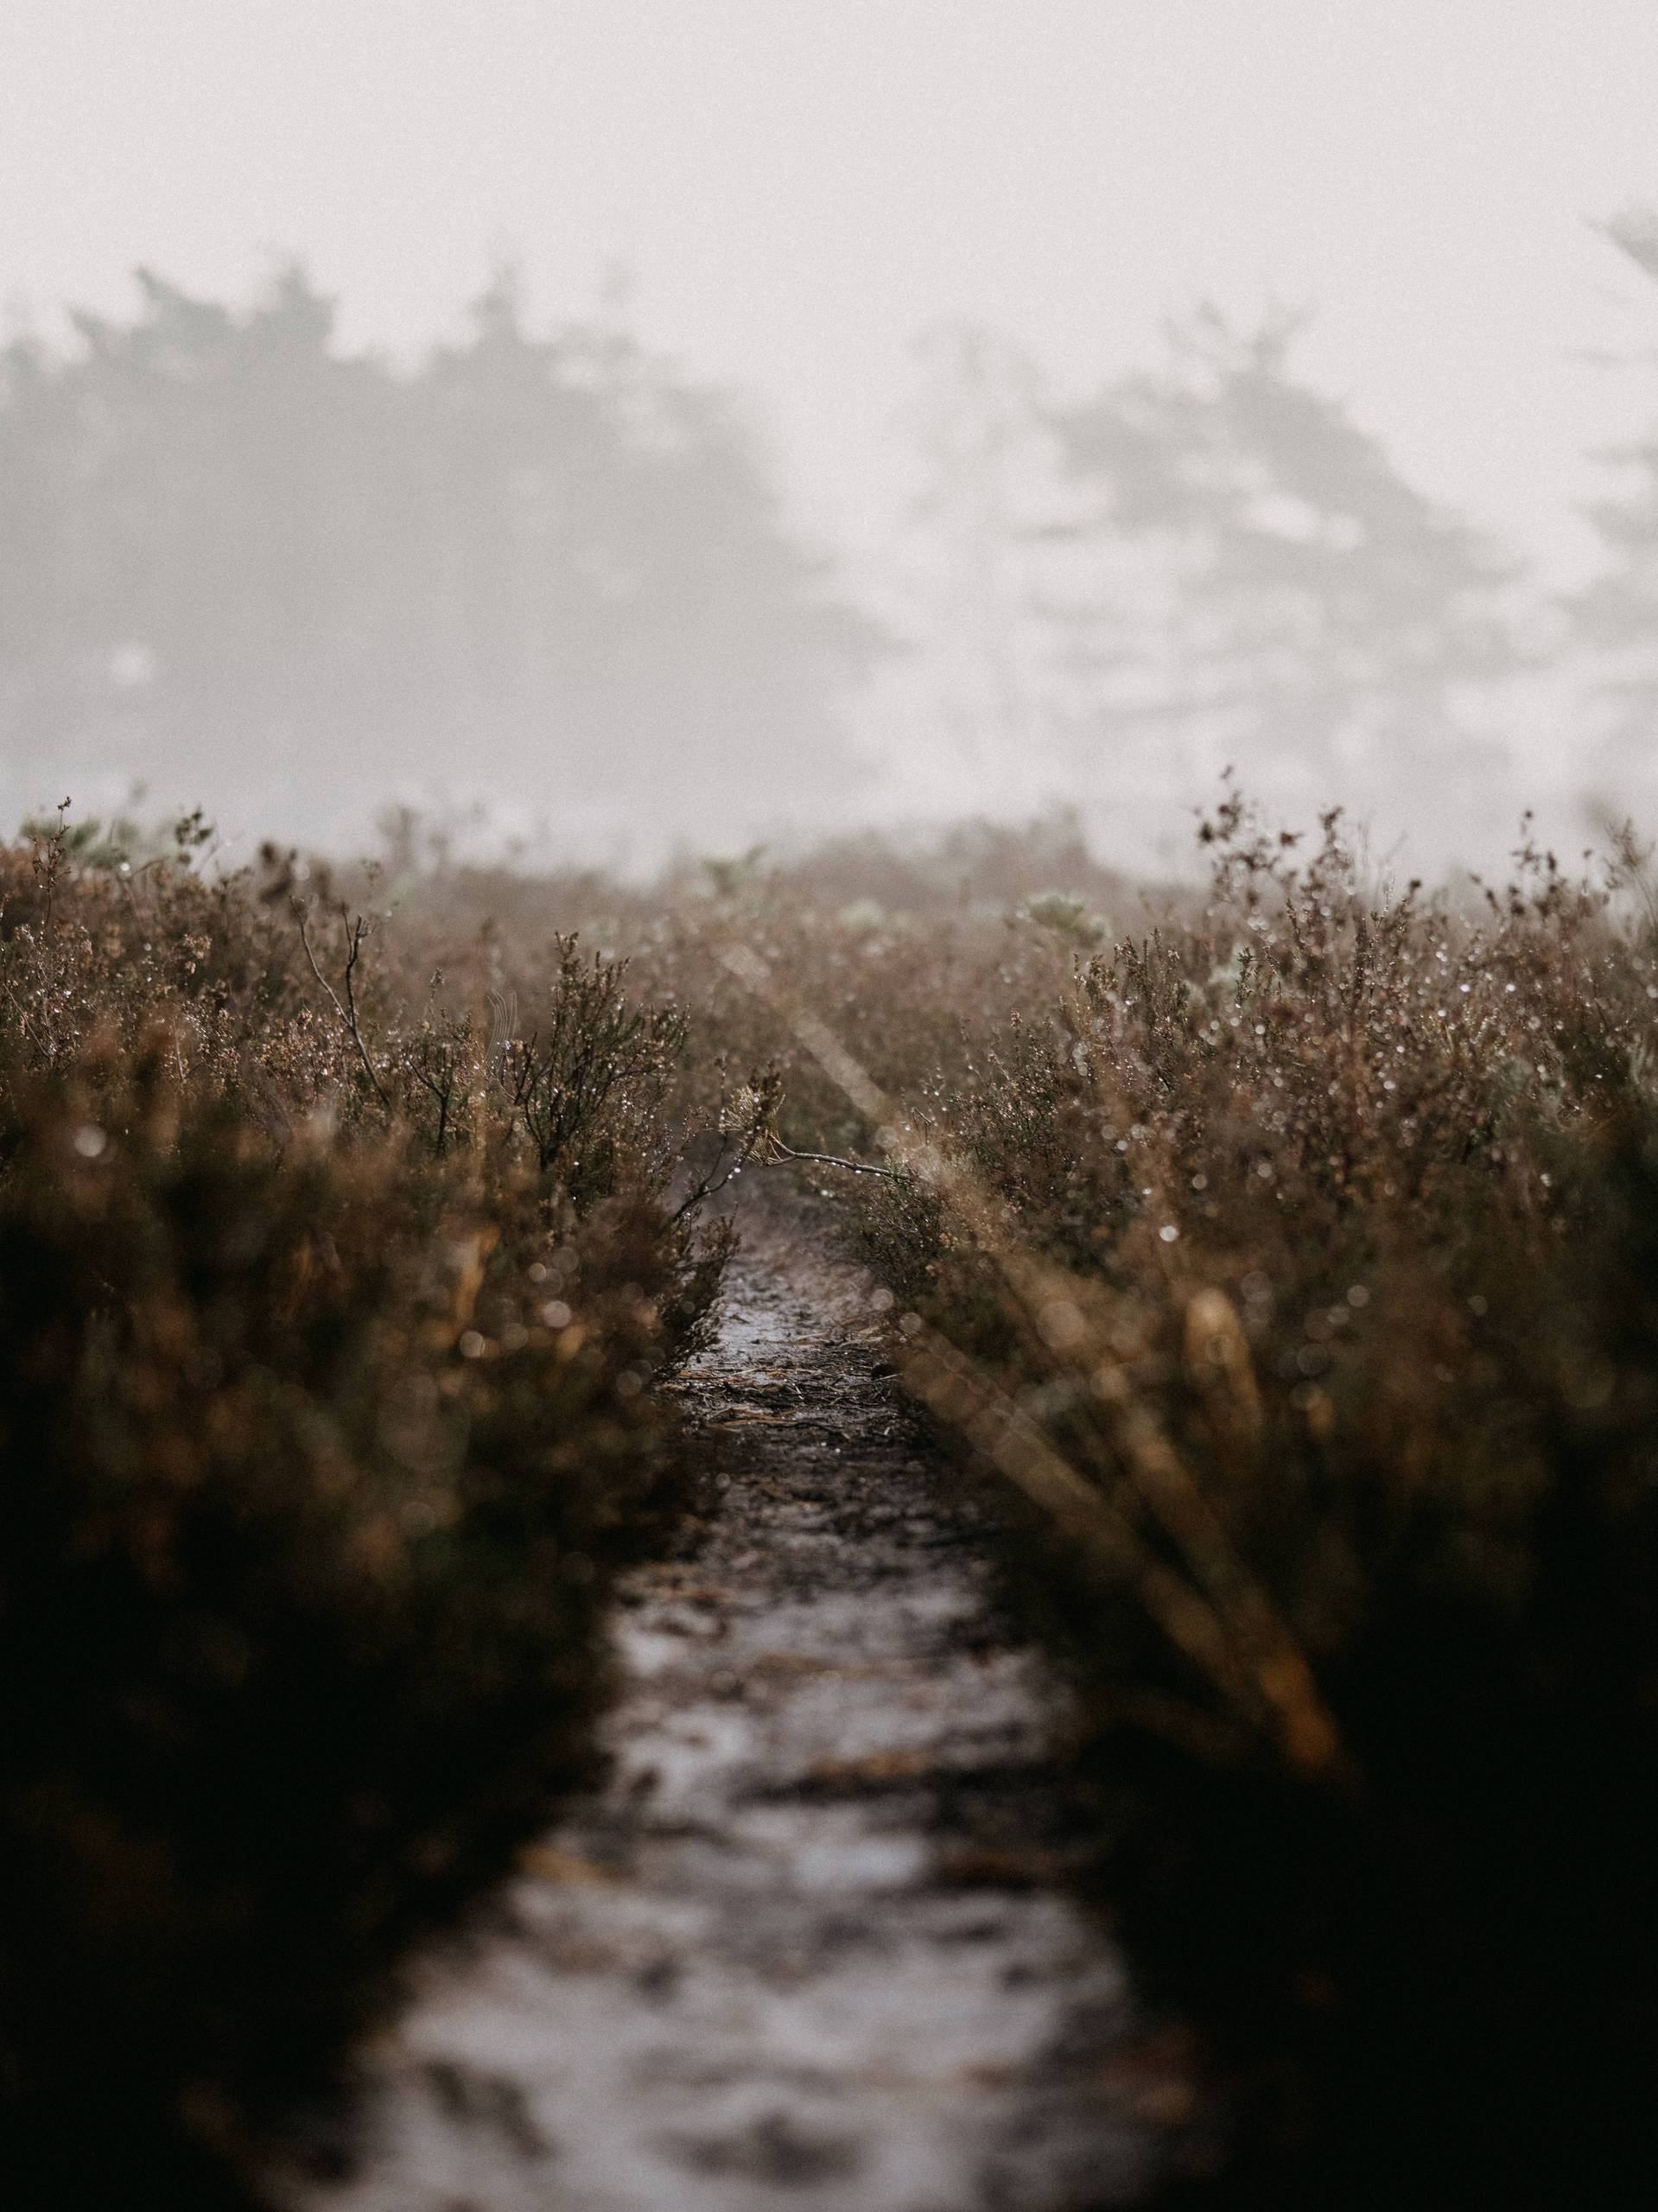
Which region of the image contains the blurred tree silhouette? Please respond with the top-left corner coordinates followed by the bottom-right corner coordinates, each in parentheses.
top-left (0, 266), bottom-right (882, 840)
top-left (1038, 307), bottom-right (1525, 810)
top-left (1577, 206), bottom-right (1658, 798)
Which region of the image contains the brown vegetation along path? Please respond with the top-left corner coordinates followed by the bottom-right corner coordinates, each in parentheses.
top-left (283, 1183), bottom-right (1176, 2212)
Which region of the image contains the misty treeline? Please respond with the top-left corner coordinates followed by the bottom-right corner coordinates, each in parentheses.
top-left (3, 236), bottom-right (1658, 844)
top-left (905, 209), bottom-right (1657, 828)
top-left (0, 267), bottom-right (881, 842)
top-left (903, 315), bottom-right (1524, 823)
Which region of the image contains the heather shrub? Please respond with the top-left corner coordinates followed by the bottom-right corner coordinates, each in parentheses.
top-left (845, 798), bottom-right (1658, 2209)
top-left (359, 809), bottom-right (1150, 1165)
top-left (0, 819), bottom-right (725, 2204)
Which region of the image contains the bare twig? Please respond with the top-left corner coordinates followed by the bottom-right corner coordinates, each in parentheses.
top-left (669, 1125), bottom-right (747, 1224)
top-left (768, 1139), bottom-right (897, 1179)
top-left (296, 904), bottom-right (391, 1109)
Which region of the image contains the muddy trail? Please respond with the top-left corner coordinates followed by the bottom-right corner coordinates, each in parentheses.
top-left (282, 1182), bottom-right (1179, 2212)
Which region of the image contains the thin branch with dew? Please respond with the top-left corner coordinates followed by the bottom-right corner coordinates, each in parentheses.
top-left (295, 903), bottom-right (391, 1109)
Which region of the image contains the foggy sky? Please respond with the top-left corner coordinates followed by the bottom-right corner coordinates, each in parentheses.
top-left (5, 0), bottom-right (1658, 581)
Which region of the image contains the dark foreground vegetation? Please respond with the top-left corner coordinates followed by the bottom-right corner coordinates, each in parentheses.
top-left (0, 811), bottom-right (727, 2204)
top-left (3, 796), bottom-right (1656, 2208)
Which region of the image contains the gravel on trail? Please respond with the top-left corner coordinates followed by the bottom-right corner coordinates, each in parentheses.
top-left (279, 1179), bottom-right (1183, 2212)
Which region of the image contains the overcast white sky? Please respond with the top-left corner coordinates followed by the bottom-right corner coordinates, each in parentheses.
top-left (5, 1), bottom-right (1658, 583)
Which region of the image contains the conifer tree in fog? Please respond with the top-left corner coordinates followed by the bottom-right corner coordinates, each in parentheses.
top-left (0, 270), bottom-right (409, 812)
top-left (1037, 308), bottom-right (1525, 812)
top-left (0, 267), bottom-right (881, 839)
top-left (1576, 206), bottom-right (1658, 803)
top-left (411, 271), bottom-right (881, 821)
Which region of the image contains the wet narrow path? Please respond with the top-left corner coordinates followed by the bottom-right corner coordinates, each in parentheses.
top-left (284, 1188), bottom-right (1172, 2211)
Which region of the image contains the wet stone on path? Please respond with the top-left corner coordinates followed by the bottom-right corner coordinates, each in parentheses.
top-left (279, 1185), bottom-right (1173, 2212)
